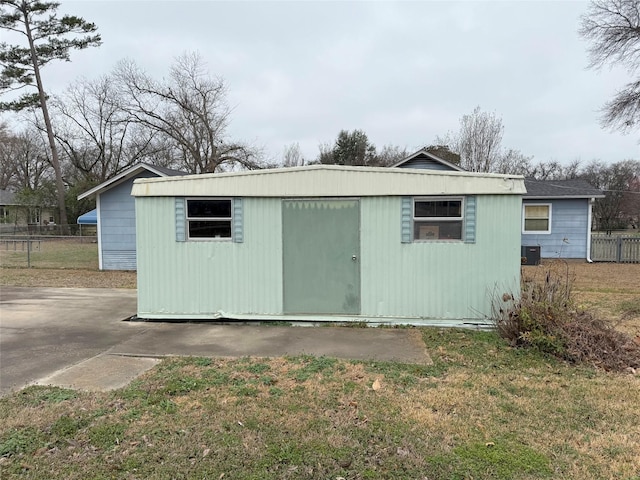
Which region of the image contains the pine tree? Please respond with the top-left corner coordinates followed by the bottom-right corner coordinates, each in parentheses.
top-left (0, 1), bottom-right (101, 230)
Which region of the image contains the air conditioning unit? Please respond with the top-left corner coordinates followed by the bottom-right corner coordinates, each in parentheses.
top-left (521, 246), bottom-right (541, 266)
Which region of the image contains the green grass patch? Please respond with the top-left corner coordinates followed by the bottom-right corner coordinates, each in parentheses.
top-left (88, 422), bottom-right (127, 450)
top-left (429, 440), bottom-right (552, 479)
top-left (0, 427), bottom-right (43, 456)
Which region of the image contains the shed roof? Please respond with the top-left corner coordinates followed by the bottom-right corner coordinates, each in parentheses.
top-left (78, 163), bottom-right (186, 200)
top-left (131, 165), bottom-right (525, 197)
top-left (524, 178), bottom-right (604, 199)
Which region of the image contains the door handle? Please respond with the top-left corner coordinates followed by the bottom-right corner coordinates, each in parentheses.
top-left (352, 255), bottom-right (358, 261)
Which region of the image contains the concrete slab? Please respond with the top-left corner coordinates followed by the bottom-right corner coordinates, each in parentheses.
top-left (0, 287), bottom-right (142, 395)
top-left (36, 354), bottom-right (160, 392)
top-left (110, 323), bottom-right (433, 365)
top-left (1, 286), bottom-right (432, 395)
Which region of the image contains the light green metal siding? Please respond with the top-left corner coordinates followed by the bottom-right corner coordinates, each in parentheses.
top-left (360, 195), bottom-right (520, 321)
top-left (137, 194), bottom-right (521, 323)
top-left (136, 197), bottom-right (282, 318)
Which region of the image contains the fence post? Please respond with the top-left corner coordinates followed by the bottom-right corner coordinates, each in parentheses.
top-left (616, 236), bottom-right (622, 263)
top-left (27, 238), bottom-right (31, 268)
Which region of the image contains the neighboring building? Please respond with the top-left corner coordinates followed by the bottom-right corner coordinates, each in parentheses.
top-left (132, 165), bottom-right (525, 326)
top-left (392, 148), bottom-right (464, 171)
top-left (522, 178), bottom-right (604, 260)
top-left (0, 189), bottom-right (57, 232)
top-left (78, 164), bottom-right (185, 270)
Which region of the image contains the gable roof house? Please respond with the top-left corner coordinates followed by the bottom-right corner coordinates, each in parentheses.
top-left (392, 148), bottom-right (464, 171)
top-left (0, 189), bottom-right (57, 233)
top-left (78, 163), bottom-right (185, 270)
top-left (131, 165), bottom-right (525, 326)
top-left (522, 178), bottom-right (605, 261)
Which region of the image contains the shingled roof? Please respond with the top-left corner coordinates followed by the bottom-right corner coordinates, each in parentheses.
top-left (524, 178), bottom-right (604, 199)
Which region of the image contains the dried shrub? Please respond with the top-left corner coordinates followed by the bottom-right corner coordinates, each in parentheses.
top-left (493, 261), bottom-right (640, 372)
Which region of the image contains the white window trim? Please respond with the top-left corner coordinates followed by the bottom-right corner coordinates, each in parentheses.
top-left (413, 196), bottom-right (465, 241)
top-left (185, 197), bottom-right (233, 241)
top-left (522, 203), bottom-right (552, 234)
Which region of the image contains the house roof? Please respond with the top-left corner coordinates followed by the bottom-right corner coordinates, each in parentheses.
top-left (0, 189), bottom-right (16, 205)
top-left (132, 164), bottom-right (526, 198)
top-left (392, 148), bottom-right (464, 171)
top-left (77, 163), bottom-right (186, 200)
top-left (524, 178), bottom-right (605, 199)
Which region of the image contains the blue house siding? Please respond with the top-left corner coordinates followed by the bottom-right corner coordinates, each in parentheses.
top-left (397, 154), bottom-right (457, 171)
top-left (522, 198), bottom-right (589, 259)
top-left (99, 171), bottom-right (157, 270)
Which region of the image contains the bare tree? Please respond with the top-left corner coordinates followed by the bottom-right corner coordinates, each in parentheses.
top-left (375, 144), bottom-right (408, 166)
top-left (494, 149), bottom-right (535, 175)
top-left (0, 122), bottom-right (17, 189)
top-left (424, 144), bottom-right (461, 166)
top-left (580, 0), bottom-right (640, 132)
top-left (581, 159), bottom-right (640, 231)
top-left (282, 142), bottom-right (305, 167)
top-left (317, 141), bottom-right (334, 165)
top-left (436, 106), bottom-right (504, 172)
top-left (113, 52), bottom-right (262, 174)
top-left (10, 127), bottom-right (52, 191)
top-left (49, 75), bottom-right (155, 184)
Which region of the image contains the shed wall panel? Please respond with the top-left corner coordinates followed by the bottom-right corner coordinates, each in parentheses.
top-left (521, 199), bottom-right (589, 258)
top-left (360, 195), bottom-right (520, 320)
top-left (136, 197), bottom-right (282, 317)
top-left (137, 194), bottom-right (521, 323)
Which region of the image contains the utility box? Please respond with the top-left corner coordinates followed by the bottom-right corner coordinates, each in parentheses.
top-left (521, 245), bottom-right (541, 266)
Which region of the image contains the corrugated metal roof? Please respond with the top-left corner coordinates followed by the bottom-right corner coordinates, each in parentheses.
top-left (131, 165), bottom-right (525, 197)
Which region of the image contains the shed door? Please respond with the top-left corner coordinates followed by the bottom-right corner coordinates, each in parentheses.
top-left (283, 199), bottom-right (360, 315)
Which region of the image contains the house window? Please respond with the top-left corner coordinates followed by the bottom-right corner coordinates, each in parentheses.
top-left (186, 198), bottom-right (232, 239)
top-left (29, 209), bottom-right (40, 225)
top-left (523, 204), bottom-right (551, 233)
top-left (414, 197), bottom-right (463, 240)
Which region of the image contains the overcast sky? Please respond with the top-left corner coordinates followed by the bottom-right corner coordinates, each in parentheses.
top-left (10, 1), bottom-right (640, 164)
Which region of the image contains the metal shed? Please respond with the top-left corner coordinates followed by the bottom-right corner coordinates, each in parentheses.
top-left (132, 165), bottom-right (526, 326)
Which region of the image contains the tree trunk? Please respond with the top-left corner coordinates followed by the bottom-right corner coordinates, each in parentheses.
top-left (21, 4), bottom-right (69, 234)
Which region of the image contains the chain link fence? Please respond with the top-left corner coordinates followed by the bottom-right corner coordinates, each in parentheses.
top-left (0, 227), bottom-right (98, 269)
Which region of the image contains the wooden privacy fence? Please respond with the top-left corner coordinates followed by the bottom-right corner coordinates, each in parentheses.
top-left (591, 236), bottom-right (640, 263)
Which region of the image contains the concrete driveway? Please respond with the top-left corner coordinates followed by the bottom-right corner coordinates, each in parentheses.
top-left (0, 287), bottom-right (431, 396)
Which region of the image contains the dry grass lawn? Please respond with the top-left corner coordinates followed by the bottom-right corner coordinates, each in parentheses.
top-left (552, 261), bottom-right (639, 336)
top-left (0, 261), bottom-right (639, 478)
top-left (1, 337), bottom-right (638, 480)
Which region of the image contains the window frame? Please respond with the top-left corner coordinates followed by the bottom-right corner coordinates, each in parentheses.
top-left (522, 203), bottom-right (552, 234)
top-left (413, 196), bottom-right (465, 242)
top-left (185, 197), bottom-right (233, 241)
